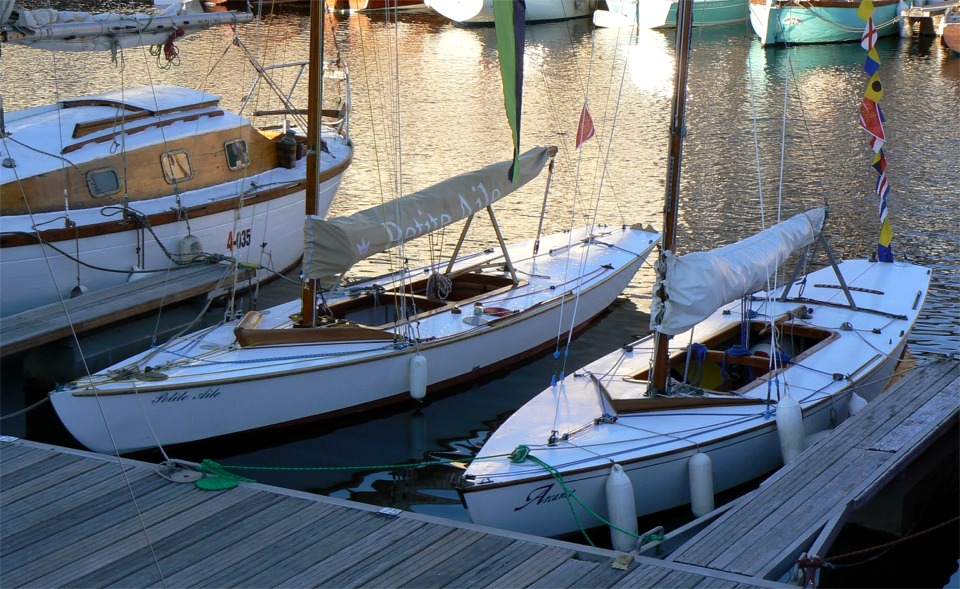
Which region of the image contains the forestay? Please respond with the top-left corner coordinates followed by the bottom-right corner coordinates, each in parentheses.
top-left (652, 207), bottom-right (825, 335)
top-left (303, 145), bottom-right (553, 279)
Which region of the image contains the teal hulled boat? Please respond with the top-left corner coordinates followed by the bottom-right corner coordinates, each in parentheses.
top-left (603, 0), bottom-right (747, 29)
top-left (749, 0), bottom-right (906, 45)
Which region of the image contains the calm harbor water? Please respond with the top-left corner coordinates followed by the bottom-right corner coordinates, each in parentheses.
top-left (1, 2), bottom-right (958, 586)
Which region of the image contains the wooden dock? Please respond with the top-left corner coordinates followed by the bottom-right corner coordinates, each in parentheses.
top-left (643, 358), bottom-right (959, 585)
top-left (0, 438), bottom-right (789, 589)
top-left (0, 263), bottom-right (250, 359)
top-left (900, 0), bottom-right (956, 36)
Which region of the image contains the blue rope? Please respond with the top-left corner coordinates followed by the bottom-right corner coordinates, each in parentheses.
top-left (689, 343), bottom-right (707, 385)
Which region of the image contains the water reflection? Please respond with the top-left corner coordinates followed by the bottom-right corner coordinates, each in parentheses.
top-left (1, 1), bottom-right (957, 544)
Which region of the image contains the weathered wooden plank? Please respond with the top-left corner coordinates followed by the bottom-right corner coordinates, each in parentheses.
top-left (0, 441), bottom-right (34, 463)
top-left (678, 362), bottom-right (954, 564)
top-left (570, 558), bottom-right (635, 588)
top-left (652, 570), bottom-right (711, 588)
top-left (527, 558), bottom-right (601, 589)
top-left (2, 471), bottom-right (181, 559)
top-left (0, 455), bottom-right (117, 503)
top-left (1, 463), bottom-right (150, 525)
top-left (60, 491), bottom-right (287, 588)
top-left (405, 532), bottom-right (515, 588)
top-left (669, 360), bottom-right (958, 576)
top-left (866, 377), bottom-right (959, 453)
top-left (12, 483), bottom-right (261, 587)
top-left (0, 263), bottom-right (247, 357)
top-left (135, 494), bottom-right (317, 588)
top-left (366, 527), bottom-right (486, 588)
top-left (453, 539), bottom-right (546, 589)
top-left (321, 520), bottom-right (455, 587)
top-left (686, 448), bottom-right (889, 573)
top-left (0, 442), bottom-right (783, 589)
top-left (241, 508), bottom-right (397, 588)
top-left (196, 501), bottom-right (345, 587)
top-left (0, 451), bottom-right (85, 490)
top-left (277, 518), bottom-right (429, 588)
top-left (491, 545), bottom-right (576, 588)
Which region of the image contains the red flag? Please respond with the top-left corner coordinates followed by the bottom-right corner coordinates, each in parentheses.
top-left (859, 97), bottom-right (885, 142)
top-left (575, 103), bottom-right (595, 148)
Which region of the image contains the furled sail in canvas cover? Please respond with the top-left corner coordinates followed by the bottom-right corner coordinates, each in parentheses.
top-left (652, 207), bottom-right (825, 335)
top-left (303, 146), bottom-right (553, 279)
top-left (0, 0), bottom-right (252, 52)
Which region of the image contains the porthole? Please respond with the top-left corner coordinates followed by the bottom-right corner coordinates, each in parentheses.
top-left (161, 150), bottom-right (193, 184)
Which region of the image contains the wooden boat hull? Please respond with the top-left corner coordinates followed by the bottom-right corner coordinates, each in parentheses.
top-left (941, 21), bottom-right (960, 53)
top-left (48, 226), bottom-right (660, 454)
top-left (0, 86), bottom-right (352, 317)
top-left (748, 0), bottom-right (903, 45)
top-left (425, 0), bottom-right (598, 24)
top-left (458, 260), bottom-right (931, 538)
top-left (606, 0), bottom-right (747, 29)
top-left (325, 0), bottom-right (426, 12)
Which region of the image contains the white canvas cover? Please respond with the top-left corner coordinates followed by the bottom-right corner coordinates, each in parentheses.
top-left (0, 0), bottom-right (251, 52)
top-left (303, 146), bottom-right (554, 279)
top-left (651, 208), bottom-right (825, 335)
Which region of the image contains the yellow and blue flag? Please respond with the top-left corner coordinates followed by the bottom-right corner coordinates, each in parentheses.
top-left (859, 0), bottom-right (893, 262)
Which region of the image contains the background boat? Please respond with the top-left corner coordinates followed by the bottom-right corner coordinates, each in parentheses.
top-left (425, 0), bottom-right (598, 24)
top-left (601, 0), bottom-right (747, 29)
top-left (940, 3), bottom-right (960, 52)
top-left (326, 0), bottom-right (428, 12)
top-left (749, 0), bottom-right (906, 45)
top-left (0, 1), bottom-right (353, 317)
top-left (1, 6), bottom-right (956, 586)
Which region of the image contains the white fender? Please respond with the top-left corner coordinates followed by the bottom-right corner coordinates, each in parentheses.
top-left (688, 452), bottom-right (714, 517)
top-left (848, 392), bottom-right (867, 416)
top-left (605, 463), bottom-right (638, 552)
top-left (177, 234), bottom-right (203, 263)
top-left (409, 353), bottom-right (427, 401)
top-left (776, 391), bottom-right (804, 464)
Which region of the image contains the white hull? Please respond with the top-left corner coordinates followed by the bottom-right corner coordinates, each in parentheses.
top-left (425, 0), bottom-right (598, 24)
top-left (0, 171), bottom-right (345, 316)
top-left (459, 260), bottom-right (931, 538)
top-left (1, 85), bottom-right (352, 317)
top-left (49, 226), bottom-right (660, 454)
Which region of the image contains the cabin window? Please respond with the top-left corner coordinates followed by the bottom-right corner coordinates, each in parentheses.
top-left (225, 139), bottom-right (250, 171)
top-left (85, 168), bottom-right (120, 197)
top-left (160, 150), bottom-right (193, 184)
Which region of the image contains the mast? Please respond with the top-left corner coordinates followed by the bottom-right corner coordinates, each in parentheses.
top-left (301, 4), bottom-right (323, 327)
top-left (650, 0), bottom-right (694, 395)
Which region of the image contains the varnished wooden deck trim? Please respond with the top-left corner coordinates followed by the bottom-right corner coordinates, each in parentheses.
top-left (0, 438), bottom-right (787, 589)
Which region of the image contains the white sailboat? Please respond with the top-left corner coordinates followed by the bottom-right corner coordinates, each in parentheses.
top-left (456, 0), bottom-right (932, 542)
top-left (46, 5), bottom-right (661, 455)
top-left (595, 0), bottom-right (747, 29)
top-left (0, 0), bottom-right (353, 316)
top-left (425, 0), bottom-right (598, 25)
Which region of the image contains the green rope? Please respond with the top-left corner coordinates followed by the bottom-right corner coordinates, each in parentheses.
top-left (196, 459), bottom-right (256, 490)
top-left (510, 444), bottom-right (652, 549)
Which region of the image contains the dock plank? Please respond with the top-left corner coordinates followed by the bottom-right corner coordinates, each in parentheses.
top-left (527, 558), bottom-right (601, 589)
top-left (490, 545), bottom-right (575, 588)
top-left (404, 532), bottom-right (515, 588)
top-left (62, 492), bottom-right (285, 588)
top-left (0, 263), bottom-right (247, 358)
top-left (664, 359), bottom-right (959, 582)
top-left (0, 439), bottom-right (784, 589)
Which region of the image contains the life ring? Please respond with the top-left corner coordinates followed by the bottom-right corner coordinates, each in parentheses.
top-left (483, 307), bottom-right (514, 318)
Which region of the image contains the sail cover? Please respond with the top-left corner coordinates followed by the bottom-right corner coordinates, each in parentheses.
top-left (651, 208), bottom-right (825, 335)
top-left (303, 146), bottom-right (554, 280)
top-left (0, 0), bottom-right (251, 52)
